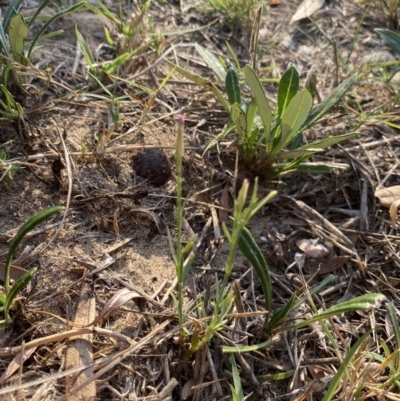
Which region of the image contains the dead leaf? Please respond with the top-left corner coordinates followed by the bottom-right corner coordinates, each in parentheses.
top-left (375, 185), bottom-right (400, 208)
top-left (390, 200), bottom-right (400, 227)
top-left (90, 288), bottom-right (144, 326)
top-left (290, 0), bottom-right (325, 24)
top-left (296, 239), bottom-right (329, 258)
top-left (181, 379), bottom-right (195, 400)
top-left (0, 263), bottom-right (28, 281)
top-left (303, 256), bottom-right (349, 275)
top-left (0, 347), bottom-right (36, 384)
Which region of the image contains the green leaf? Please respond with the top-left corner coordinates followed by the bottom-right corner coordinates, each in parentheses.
top-left (231, 103), bottom-right (247, 141)
top-left (164, 58), bottom-right (230, 112)
top-left (3, 267), bottom-right (36, 321)
top-left (223, 338), bottom-right (273, 353)
top-left (195, 43), bottom-right (227, 82)
top-left (245, 98), bottom-right (257, 136)
top-left (3, 0), bottom-right (24, 34)
top-left (243, 65), bottom-right (272, 143)
top-left (289, 162), bottom-right (349, 174)
top-left (226, 68), bottom-right (241, 105)
top-left (282, 294), bottom-right (386, 332)
top-left (322, 331), bottom-right (372, 401)
top-left (27, 2), bottom-right (85, 59)
top-left (301, 74), bottom-right (357, 132)
top-left (267, 294), bottom-right (296, 331)
top-left (238, 226), bottom-right (272, 324)
top-left (277, 66), bottom-right (299, 118)
top-left (375, 28), bottom-right (400, 55)
top-left (0, 13), bottom-right (12, 59)
top-left (257, 370), bottom-right (295, 382)
top-left (275, 89), bottom-right (312, 154)
top-left (4, 206), bottom-right (64, 294)
top-left (8, 13), bottom-right (28, 65)
top-left (230, 355), bottom-right (244, 400)
top-left (76, 26), bottom-right (95, 69)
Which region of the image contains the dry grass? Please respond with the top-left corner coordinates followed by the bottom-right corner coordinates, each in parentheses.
top-left (1, 0), bottom-right (400, 400)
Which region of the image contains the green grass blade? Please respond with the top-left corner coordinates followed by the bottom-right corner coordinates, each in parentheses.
top-left (238, 226), bottom-right (272, 323)
top-left (282, 294), bottom-right (386, 332)
top-left (26, 0), bottom-right (51, 27)
top-left (27, 2), bottom-right (85, 59)
top-left (164, 58), bottom-right (230, 112)
top-left (257, 370), bottom-right (295, 382)
top-left (277, 66), bottom-right (299, 119)
top-left (226, 68), bottom-right (241, 105)
top-left (4, 206), bottom-right (64, 294)
top-left (243, 65), bottom-right (272, 142)
top-left (75, 26), bottom-right (95, 69)
top-left (195, 43), bottom-right (227, 82)
top-left (289, 162), bottom-right (349, 174)
top-left (267, 293), bottom-right (296, 331)
top-left (223, 338), bottom-right (273, 353)
top-left (3, 267), bottom-right (37, 322)
top-left (290, 132), bottom-right (359, 152)
top-left (0, 12), bottom-right (12, 58)
top-left (3, 0), bottom-right (24, 33)
top-left (386, 303), bottom-right (400, 370)
top-left (322, 331), bottom-right (372, 401)
top-left (301, 74), bottom-right (357, 132)
top-left (230, 355), bottom-right (244, 400)
top-left (375, 28), bottom-right (400, 55)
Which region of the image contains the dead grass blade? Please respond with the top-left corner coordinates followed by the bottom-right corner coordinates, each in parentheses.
top-left (65, 272), bottom-right (96, 400)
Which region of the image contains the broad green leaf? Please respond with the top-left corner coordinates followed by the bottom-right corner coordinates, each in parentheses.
top-left (244, 65), bottom-right (272, 143)
top-left (245, 98), bottom-right (257, 136)
top-left (164, 58), bottom-right (230, 112)
top-left (277, 66), bottom-right (299, 118)
top-left (276, 89), bottom-right (312, 153)
top-left (322, 331), bottom-right (372, 401)
top-left (375, 29), bottom-right (400, 55)
top-left (8, 13), bottom-right (28, 65)
top-left (238, 226), bottom-right (272, 323)
top-left (223, 338), bottom-right (273, 353)
top-left (231, 103), bottom-right (247, 140)
top-left (282, 293), bottom-right (386, 332)
top-left (226, 68), bottom-right (241, 105)
top-left (195, 43), bottom-right (227, 82)
top-left (301, 74), bottom-right (357, 132)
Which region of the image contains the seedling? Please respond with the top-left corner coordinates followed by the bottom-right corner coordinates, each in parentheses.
top-left (166, 45), bottom-right (358, 178)
top-left (1, 206), bottom-right (64, 327)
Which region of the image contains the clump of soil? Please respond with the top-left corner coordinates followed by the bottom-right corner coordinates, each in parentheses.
top-left (133, 149), bottom-right (171, 186)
